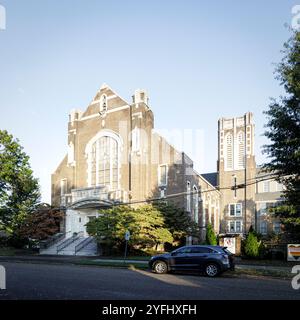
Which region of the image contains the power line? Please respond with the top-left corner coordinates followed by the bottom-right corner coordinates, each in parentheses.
top-left (74, 173), bottom-right (288, 209)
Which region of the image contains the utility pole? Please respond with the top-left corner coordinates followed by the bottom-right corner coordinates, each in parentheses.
top-left (244, 113), bottom-right (247, 235)
top-left (129, 100), bottom-right (133, 205)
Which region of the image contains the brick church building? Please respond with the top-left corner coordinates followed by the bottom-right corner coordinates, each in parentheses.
top-left (48, 84), bottom-right (283, 255)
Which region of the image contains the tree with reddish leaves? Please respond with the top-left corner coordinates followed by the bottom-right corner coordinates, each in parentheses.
top-left (19, 203), bottom-right (64, 241)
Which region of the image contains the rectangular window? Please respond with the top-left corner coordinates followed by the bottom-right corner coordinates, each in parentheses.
top-left (277, 182), bottom-right (283, 192)
top-left (228, 220), bottom-right (243, 233)
top-left (260, 203), bottom-right (267, 215)
top-left (230, 204), bottom-right (235, 216)
top-left (229, 203), bottom-right (242, 217)
top-left (236, 203), bottom-right (242, 217)
top-left (236, 221), bottom-right (241, 233)
top-left (160, 189), bottom-right (165, 199)
top-left (260, 221), bottom-right (267, 234)
top-left (159, 165), bottom-right (168, 186)
top-left (273, 222), bottom-right (281, 234)
top-left (263, 181), bottom-right (270, 193)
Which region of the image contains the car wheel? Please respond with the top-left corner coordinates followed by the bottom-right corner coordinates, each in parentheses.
top-left (205, 263), bottom-right (220, 277)
top-left (153, 260), bottom-right (168, 274)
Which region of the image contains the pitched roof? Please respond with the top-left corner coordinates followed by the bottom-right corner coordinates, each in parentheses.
top-left (201, 172), bottom-right (218, 187)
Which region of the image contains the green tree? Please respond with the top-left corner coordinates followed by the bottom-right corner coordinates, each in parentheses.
top-left (132, 205), bottom-right (173, 249)
top-left (86, 204), bottom-right (173, 254)
top-left (153, 202), bottom-right (199, 241)
top-left (0, 130), bottom-right (40, 238)
top-left (262, 31), bottom-right (300, 241)
top-left (206, 223), bottom-right (217, 245)
top-left (244, 231), bottom-right (260, 258)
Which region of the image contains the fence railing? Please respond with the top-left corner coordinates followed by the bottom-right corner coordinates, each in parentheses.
top-left (39, 232), bottom-right (65, 250)
top-left (75, 237), bottom-right (94, 255)
top-left (56, 232), bottom-right (83, 254)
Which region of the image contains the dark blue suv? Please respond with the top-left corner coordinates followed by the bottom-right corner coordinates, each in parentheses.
top-left (149, 245), bottom-right (235, 277)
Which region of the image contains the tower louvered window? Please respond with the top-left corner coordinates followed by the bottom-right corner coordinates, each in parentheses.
top-left (226, 134), bottom-right (233, 169)
top-left (237, 131), bottom-right (245, 168)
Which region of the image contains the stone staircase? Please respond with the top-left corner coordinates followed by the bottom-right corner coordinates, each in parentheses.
top-left (75, 237), bottom-right (99, 256)
top-left (40, 235), bottom-right (98, 256)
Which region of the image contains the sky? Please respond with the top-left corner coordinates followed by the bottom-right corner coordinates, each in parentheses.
top-left (0, 0), bottom-right (298, 203)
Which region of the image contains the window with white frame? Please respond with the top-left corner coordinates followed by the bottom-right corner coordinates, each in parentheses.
top-left (263, 181), bottom-right (270, 193)
top-left (89, 136), bottom-right (119, 190)
top-left (228, 220), bottom-right (242, 233)
top-left (273, 221), bottom-right (281, 234)
top-left (229, 203), bottom-right (242, 217)
top-left (193, 185), bottom-right (199, 223)
top-left (276, 182), bottom-right (283, 192)
top-left (258, 202), bottom-right (275, 216)
top-left (158, 165), bottom-right (168, 186)
top-left (186, 181), bottom-right (191, 212)
top-left (160, 189), bottom-right (165, 199)
top-left (259, 202), bottom-right (267, 216)
top-left (260, 221), bottom-right (267, 234)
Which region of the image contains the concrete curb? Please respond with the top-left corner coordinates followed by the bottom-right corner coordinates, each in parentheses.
top-left (0, 255), bottom-right (293, 273)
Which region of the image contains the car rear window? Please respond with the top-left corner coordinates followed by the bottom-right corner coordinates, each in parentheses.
top-left (222, 247), bottom-right (233, 255)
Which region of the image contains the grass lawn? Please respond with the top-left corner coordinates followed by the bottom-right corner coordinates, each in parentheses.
top-left (76, 259), bottom-right (149, 270)
top-left (96, 256), bottom-right (152, 261)
top-left (237, 257), bottom-right (299, 268)
top-left (0, 246), bottom-right (37, 256)
top-left (232, 267), bottom-right (293, 279)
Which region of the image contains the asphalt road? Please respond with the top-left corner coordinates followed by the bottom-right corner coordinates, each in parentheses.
top-left (0, 262), bottom-right (299, 300)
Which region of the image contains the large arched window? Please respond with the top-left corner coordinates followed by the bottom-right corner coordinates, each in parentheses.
top-left (237, 131), bottom-right (245, 168)
top-left (226, 133), bottom-right (233, 170)
top-left (86, 131), bottom-right (121, 190)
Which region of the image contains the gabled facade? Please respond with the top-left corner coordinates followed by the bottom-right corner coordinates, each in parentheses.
top-left (51, 84), bottom-right (221, 242)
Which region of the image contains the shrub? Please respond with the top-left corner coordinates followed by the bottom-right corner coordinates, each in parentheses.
top-left (206, 223), bottom-right (218, 245)
top-left (244, 231), bottom-right (260, 258)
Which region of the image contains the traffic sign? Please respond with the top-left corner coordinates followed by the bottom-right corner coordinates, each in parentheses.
top-left (125, 230), bottom-right (130, 241)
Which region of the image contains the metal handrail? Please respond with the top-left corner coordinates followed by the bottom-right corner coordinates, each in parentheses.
top-left (40, 232), bottom-right (65, 250)
top-left (57, 234), bottom-right (80, 253)
top-left (75, 237), bottom-right (94, 255)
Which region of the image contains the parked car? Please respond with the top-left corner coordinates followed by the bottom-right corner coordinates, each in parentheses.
top-left (149, 245), bottom-right (235, 277)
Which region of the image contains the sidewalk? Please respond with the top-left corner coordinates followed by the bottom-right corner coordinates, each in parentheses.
top-left (0, 254), bottom-right (295, 273)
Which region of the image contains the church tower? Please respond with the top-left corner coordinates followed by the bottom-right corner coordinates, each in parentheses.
top-left (217, 112), bottom-right (256, 235)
